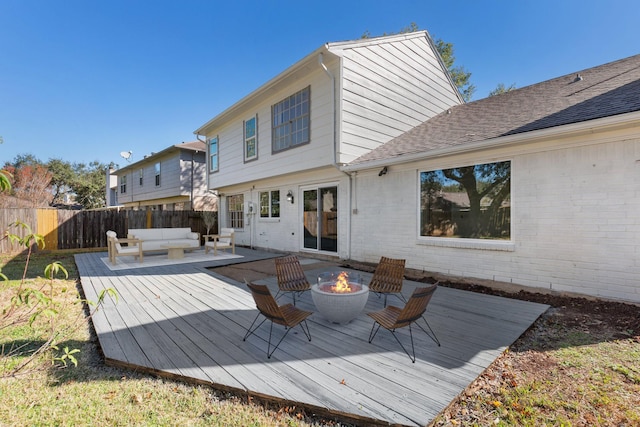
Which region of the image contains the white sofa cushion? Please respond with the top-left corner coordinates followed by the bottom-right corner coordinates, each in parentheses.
top-left (127, 228), bottom-right (200, 252)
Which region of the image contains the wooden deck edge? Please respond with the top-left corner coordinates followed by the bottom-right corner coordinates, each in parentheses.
top-left (103, 357), bottom-right (405, 427)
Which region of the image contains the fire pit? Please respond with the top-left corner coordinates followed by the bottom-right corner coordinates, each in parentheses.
top-left (311, 271), bottom-right (369, 324)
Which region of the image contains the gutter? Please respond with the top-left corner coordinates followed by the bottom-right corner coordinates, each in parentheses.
top-left (319, 52), bottom-right (353, 260)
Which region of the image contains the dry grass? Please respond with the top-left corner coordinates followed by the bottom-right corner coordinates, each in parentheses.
top-left (0, 251), bottom-right (326, 427)
top-left (430, 299), bottom-right (640, 426)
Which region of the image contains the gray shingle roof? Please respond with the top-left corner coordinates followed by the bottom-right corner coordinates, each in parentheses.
top-left (351, 54), bottom-right (640, 165)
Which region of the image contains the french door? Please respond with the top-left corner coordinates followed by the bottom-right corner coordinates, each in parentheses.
top-left (302, 186), bottom-right (337, 252)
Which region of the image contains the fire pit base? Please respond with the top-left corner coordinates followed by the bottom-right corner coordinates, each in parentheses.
top-left (311, 283), bottom-right (369, 324)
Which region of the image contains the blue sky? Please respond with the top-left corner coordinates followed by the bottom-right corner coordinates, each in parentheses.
top-left (1, 0), bottom-right (639, 167)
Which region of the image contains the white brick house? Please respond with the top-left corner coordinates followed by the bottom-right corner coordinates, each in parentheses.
top-left (196, 29), bottom-right (640, 303)
top-left (345, 54), bottom-right (640, 303)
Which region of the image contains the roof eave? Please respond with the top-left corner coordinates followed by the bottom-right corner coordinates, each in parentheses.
top-left (194, 44), bottom-right (332, 136)
top-left (342, 110), bottom-right (640, 172)
top-left (114, 142), bottom-right (204, 173)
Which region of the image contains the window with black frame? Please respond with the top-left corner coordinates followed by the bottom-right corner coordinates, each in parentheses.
top-left (420, 161), bottom-right (511, 239)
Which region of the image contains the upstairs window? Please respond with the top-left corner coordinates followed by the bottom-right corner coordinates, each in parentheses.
top-left (154, 162), bottom-right (161, 186)
top-left (138, 168), bottom-right (143, 186)
top-left (227, 194), bottom-right (244, 229)
top-left (420, 161), bottom-right (511, 240)
top-left (259, 190), bottom-right (280, 218)
top-left (244, 116), bottom-right (258, 162)
top-left (272, 86), bottom-right (310, 153)
top-left (119, 175), bottom-right (127, 193)
top-left (209, 136), bottom-right (219, 173)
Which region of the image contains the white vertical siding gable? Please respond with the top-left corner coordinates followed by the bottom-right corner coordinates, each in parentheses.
top-left (328, 31), bottom-right (462, 164)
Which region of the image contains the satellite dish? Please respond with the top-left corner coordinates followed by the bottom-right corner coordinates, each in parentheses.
top-left (120, 150), bottom-right (132, 161)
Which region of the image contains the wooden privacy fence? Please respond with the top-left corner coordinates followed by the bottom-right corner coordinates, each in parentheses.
top-left (0, 209), bottom-right (218, 253)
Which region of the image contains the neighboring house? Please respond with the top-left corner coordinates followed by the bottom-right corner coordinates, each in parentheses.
top-left (111, 141), bottom-right (212, 210)
top-left (194, 31), bottom-right (463, 254)
top-left (343, 54), bottom-right (640, 303)
top-left (105, 167), bottom-right (118, 207)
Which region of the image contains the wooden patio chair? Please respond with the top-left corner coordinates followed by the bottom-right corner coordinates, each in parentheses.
top-left (106, 230), bottom-right (143, 265)
top-left (368, 256), bottom-right (407, 307)
top-left (367, 284), bottom-right (440, 363)
top-left (243, 281), bottom-right (313, 359)
top-left (274, 255), bottom-right (311, 306)
top-left (204, 227), bottom-right (235, 255)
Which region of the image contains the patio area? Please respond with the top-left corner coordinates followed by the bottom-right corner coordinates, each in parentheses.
top-left (75, 247), bottom-right (549, 426)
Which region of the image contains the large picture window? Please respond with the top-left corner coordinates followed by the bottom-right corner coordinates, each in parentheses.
top-left (244, 116), bottom-right (257, 162)
top-left (227, 194), bottom-right (244, 229)
top-left (420, 161), bottom-right (511, 239)
top-left (272, 86), bottom-right (310, 152)
top-left (209, 136), bottom-right (219, 173)
top-left (259, 190), bottom-right (280, 218)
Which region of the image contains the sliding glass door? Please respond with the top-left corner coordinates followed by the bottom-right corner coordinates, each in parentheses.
top-left (302, 186), bottom-right (337, 252)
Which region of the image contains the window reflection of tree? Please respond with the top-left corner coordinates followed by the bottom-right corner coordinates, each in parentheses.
top-left (421, 161), bottom-right (510, 239)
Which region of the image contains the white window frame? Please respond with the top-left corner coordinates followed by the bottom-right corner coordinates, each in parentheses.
top-left (119, 175), bottom-right (127, 193)
top-left (226, 194), bottom-right (244, 229)
top-left (272, 86), bottom-right (310, 153)
top-left (259, 190), bottom-right (280, 218)
top-left (244, 116), bottom-right (258, 162)
top-left (208, 135), bottom-right (219, 173)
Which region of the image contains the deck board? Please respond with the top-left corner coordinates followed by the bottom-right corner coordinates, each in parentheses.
top-left (75, 247), bottom-right (549, 427)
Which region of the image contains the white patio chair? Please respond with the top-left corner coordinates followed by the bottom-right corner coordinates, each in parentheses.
top-left (204, 228), bottom-right (235, 255)
top-left (106, 230), bottom-right (143, 265)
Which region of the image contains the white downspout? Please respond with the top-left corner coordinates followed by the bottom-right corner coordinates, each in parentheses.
top-left (318, 52), bottom-right (352, 260)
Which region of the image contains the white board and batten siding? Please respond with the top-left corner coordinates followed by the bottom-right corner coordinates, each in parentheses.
top-left (350, 127), bottom-right (640, 304)
top-left (329, 33), bottom-right (462, 164)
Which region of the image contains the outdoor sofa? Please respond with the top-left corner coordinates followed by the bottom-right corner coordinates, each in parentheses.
top-left (127, 227), bottom-right (200, 252)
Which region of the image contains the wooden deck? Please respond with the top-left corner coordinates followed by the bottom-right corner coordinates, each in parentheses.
top-left (75, 248), bottom-right (549, 427)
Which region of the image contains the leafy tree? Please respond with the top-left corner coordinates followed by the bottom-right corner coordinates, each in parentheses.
top-left (201, 210), bottom-right (217, 236)
top-left (0, 169), bottom-right (10, 193)
top-left (361, 23), bottom-right (475, 101)
top-left (10, 153), bottom-right (41, 168)
top-left (71, 161), bottom-right (108, 209)
top-left (433, 39), bottom-right (475, 101)
top-left (3, 154), bottom-right (109, 209)
top-left (0, 138), bottom-right (10, 192)
top-left (46, 158), bottom-right (75, 204)
top-left (1, 163), bottom-right (53, 207)
top-left (489, 83), bottom-right (517, 97)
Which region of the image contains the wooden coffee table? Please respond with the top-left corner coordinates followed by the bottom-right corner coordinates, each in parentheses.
top-left (161, 244), bottom-right (191, 260)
